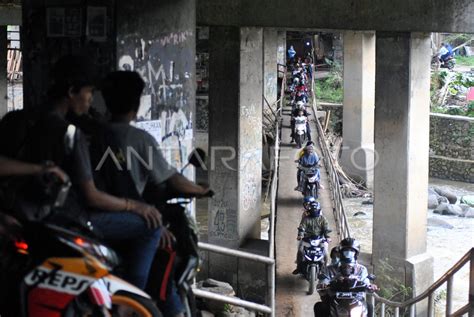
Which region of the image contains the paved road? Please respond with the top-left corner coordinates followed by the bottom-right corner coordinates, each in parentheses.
top-left (275, 100), bottom-right (337, 317)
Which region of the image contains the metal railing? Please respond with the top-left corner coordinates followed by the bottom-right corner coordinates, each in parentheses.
top-left (196, 242), bottom-right (275, 315)
top-left (369, 248), bottom-right (474, 317)
top-left (193, 65), bottom-right (286, 317)
top-left (310, 66), bottom-right (351, 240)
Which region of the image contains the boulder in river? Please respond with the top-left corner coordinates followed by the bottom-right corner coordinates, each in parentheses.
top-left (462, 207), bottom-right (474, 218)
top-left (428, 194), bottom-right (439, 209)
top-left (434, 203), bottom-right (463, 216)
top-left (433, 187), bottom-right (458, 204)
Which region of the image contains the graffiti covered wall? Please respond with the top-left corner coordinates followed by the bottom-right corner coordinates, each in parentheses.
top-left (116, 0), bottom-right (196, 170)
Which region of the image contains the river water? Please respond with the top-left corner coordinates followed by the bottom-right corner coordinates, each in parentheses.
top-left (345, 178), bottom-right (474, 315)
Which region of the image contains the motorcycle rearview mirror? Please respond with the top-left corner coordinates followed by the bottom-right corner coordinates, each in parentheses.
top-left (188, 148), bottom-right (206, 168)
top-left (181, 148), bottom-right (207, 173)
top-left (368, 274), bottom-right (376, 281)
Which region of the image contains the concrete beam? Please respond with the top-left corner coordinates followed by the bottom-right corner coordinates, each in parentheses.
top-left (197, 0), bottom-right (474, 33)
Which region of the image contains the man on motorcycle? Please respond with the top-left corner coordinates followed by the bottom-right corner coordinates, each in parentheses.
top-left (96, 71), bottom-right (211, 317)
top-left (439, 42), bottom-right (454, 64)
top-left (295, 143), bottom-right (320, 191)
top-left (314, 238), bottom-right (377, 317)
top-left (293, 202), bottom-right (330, 274)
top-left (0, 55), bottom-right (164, 291)
top-left (290, 102), bottom-right (312, 143)
top-left (288, 45), bottom-right (296, 64)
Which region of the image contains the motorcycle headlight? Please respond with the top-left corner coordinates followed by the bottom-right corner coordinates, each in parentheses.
top-left (58, 235), bottom-right (119, 271)
top-left (350, 305), bottom-right (364, 317)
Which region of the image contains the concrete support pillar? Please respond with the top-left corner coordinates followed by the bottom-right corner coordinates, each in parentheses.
top-left (373, 32), bottom-right (433, 316)
top-left (0, 26), bottom-right (7, 118)
top-left (208, 26), bottom-right (263, 249)
top-left (340, 31), bottom-right (375, 189)
top-left (263, 28), bottom-right (278, 108)
top-left (277, 31), bottom-right (286, 67)
top-left (208, 26), bottom-right (263, 284)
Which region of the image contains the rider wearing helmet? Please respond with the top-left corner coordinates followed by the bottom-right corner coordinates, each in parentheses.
top-left (290, 102), bottom-right (311, 144)
top-left (314, 238), bottom-right (377, 317)
top-left (293, 202), bottom-right (330, 274)
top-left (295, 142), bottom-right (320, 191)
top-left (303, 196), bottom-right (316, 211)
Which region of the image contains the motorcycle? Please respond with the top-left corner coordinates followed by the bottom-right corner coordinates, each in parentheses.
top-left (0, 176), bottom-right (161, 317)
top-left (144, 148), bottom-right (214, 317)
top-left (431, 55), bottom-right (456, 70)
top-left (316, 276), bottom-right (376, 317)
top-left (294, 116), bottom-right (308, 148)
top-left (297, 235), bottom-right (327, 295)
top-left (440, 56), bottom-right (456, 70)
top-left (298, 165), bottom-right (320, 198)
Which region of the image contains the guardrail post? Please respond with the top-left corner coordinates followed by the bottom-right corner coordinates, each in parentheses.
top-left (394, 306), bottom-right (400, 317)
top-left (470, 250), bottom-right (473, 317)
top-left (427, 293), bottom-right (434, 317)
top-left (380, 303), bottom-right (385, 317)
top-left (447, 275), bottom-right (453, 315)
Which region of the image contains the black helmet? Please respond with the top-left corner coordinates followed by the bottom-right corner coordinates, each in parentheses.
top-left (339, 238), bottom-right (360, 262)
top-left (308, 202), bottom-right (321, 217)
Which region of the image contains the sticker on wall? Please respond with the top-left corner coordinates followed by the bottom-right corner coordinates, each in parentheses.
top-left (137, 95), bottom-right (152, 120)
top-left (87, 6), bottom-right (107, 42)
top-left (46, 8), bottom-right (65, 37)
top-left (134, 120), bottom-right (162, 145)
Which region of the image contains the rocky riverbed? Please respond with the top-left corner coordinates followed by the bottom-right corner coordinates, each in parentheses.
top-left (344, 178), bottom-right (474, 316)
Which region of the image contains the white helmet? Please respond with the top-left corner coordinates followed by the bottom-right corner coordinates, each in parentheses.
top-left (293, 77), bottom-right (300, 84)
top-left (296, 101), bottom-right (305, 109)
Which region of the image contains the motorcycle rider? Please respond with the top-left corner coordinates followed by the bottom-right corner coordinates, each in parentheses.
top-left (293, 202), bottom-right (330, 275)
top-left (314, 238), bottom-right (377, 317)
top-left (439, 42), bottom-right (454, 65)
top-left (295, 142), bottom-right (320, 191)
top-left (0, 55), bottom-right (164, 291)
top-left (288, 45), bottom-right (296, 64)
top-left (290, 102), bottom-right (312, 143)
top-left (94, 71), bottom-right (211, 317)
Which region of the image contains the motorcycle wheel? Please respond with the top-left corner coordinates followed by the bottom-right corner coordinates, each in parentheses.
top-left (296, 134), bottom-right (302, 148)
top-left (308, 265), bottom-right (316, 295)
top-left (111, 291), bottom-right (163, 317)
top-left (181, 288), bottom-right (198, 317)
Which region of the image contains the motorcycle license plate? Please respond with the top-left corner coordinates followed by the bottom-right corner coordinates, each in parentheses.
top-left (336, 292), bottom-right (354, 299)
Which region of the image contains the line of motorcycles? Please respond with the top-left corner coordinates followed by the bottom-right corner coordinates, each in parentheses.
top-left (0, 149), bottom-right (210, 317)
top-left (286, 63), bottom-right (376, 316)
top-left (288, 65), bottom-right (311, 149)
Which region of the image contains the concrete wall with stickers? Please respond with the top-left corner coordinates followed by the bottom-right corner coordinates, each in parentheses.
top-left (116, 0), bottom-right (197, 199)
top-left (22, 0), bottom-right (116, 110)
